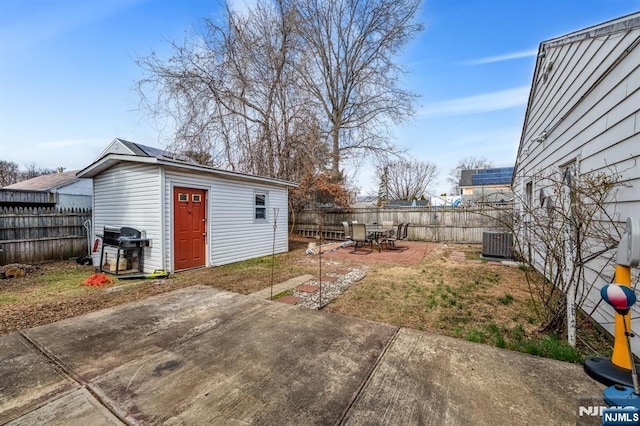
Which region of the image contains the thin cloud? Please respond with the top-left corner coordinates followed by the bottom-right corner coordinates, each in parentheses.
top-left (418, 86), bottom-right (530, 117)
top-left (0, 0), bottom-right (146, 55)
top-left (227, 0), bottom-right (258, 16)
top-left (460, 49), bottom-right (538, 65)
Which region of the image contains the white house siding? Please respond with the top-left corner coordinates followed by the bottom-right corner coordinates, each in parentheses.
top-left (57, 194), bottom-right (92, 209)
top-left (60, 178), bottom-right (93, 196)
top-left (57, 179), bottom-right (93, 209)
top-left (163, 169), bottom-right (289, 269)
top-left (93, 162), bottom-right (163, 272)
top-left (513, 14), bottom-right (640, 351)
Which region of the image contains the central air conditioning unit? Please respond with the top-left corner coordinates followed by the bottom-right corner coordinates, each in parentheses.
top-left (482, 231), bottom-right (513, 259)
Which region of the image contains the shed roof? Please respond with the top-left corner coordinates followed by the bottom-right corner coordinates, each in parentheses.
top-left (4, 170), bottom-right (82, 191)
top-left (79, 138), bottom-right (298, 187)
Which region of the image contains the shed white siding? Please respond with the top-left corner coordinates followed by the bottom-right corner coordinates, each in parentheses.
top-left (163, 169), bottom-right (289, 269)
top-left (513, 13), bottom-right (640, 351)
top-left (93, 163), bottom-right (163, 271)
top-left (208, 178), bottom-right (288, 266)
top-left (83, 139), bottom-right (295, 275)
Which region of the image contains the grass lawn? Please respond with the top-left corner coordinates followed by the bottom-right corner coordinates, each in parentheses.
top-left (322, 242), bottom-right (612, 363)
top-left (0, 237), bottom-right (612, 364)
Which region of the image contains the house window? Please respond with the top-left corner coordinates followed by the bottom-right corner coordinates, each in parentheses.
top-left (525, 181), bottom-right (533, 208)
top-left (255, 192), bottom-right (267, 220)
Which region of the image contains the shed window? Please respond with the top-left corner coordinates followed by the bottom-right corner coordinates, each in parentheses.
top-left (178, 193), bottom-right (188, 202)
top-left (255, 192), bottom-right (267, 220)
top-left (192, 194), bottom-right (202, 203)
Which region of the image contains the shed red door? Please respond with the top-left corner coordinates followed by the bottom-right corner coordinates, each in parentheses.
top-left (173, 187), bottom-right (207, 270)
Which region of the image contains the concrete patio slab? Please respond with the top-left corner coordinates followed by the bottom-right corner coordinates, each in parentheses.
top-left (0, 334), bottom-right (78, 424)
top-left (5, 388), bottom-right (122, 426)
top-left (14, 286), bottom-right (397, 425)
top-left (2, 285), bottom-right (606, 425)
top-left (342, 328), bottom-right (603, 425)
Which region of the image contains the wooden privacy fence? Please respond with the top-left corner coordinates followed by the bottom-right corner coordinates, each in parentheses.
top-left (292, 205), bottom-right (513, 243)
top-left (0, 207), bottom-right (92, 265)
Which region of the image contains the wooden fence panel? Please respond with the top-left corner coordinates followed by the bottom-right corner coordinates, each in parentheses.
top-left (291, 205), bottom-right (513, 243)
top-left (0, 207), bottom-right (92, 265)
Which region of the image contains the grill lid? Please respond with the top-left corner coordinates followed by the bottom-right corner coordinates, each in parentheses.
top-left (102, 226), bottom-right (142, 245)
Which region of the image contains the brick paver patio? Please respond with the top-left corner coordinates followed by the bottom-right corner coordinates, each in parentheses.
top-left (320, 241), bottom-right (433, 265)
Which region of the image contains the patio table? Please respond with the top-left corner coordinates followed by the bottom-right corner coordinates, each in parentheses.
top-left (366, 224), bottom-right (393, 253)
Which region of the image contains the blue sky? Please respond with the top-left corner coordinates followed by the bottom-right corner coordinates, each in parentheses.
top-left (1, 1), bottom-right (639, 195)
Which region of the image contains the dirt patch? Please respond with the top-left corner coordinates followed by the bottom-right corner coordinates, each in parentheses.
top-left (0, 264), bottom-right (38, 281)
top-left (0, 238), bottom-right (318, 334)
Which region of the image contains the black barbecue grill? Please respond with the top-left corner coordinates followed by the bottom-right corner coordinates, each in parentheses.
top-left (99, 226), bottom-right (150, 275)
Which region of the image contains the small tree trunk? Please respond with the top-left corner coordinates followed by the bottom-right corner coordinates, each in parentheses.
top-left (567, 281), bottom-right (576, 347)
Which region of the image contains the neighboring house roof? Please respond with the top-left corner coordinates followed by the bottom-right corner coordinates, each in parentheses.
top-left (79, 138), bottom-right (298, 187)
top-left (384, 199), bottom-right (429, 207)
top-left (352, 195), bottom-right (376, 208)
top-left (459, 167), bottom-right (514, 188)
top-left (4, 170), bottom-right (82, 191)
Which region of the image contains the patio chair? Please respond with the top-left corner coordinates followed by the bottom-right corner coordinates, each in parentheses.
top-left (350, 223), bottom-right (373, 253)
top-left (400, 223), bottom-right (410, 240)
top-left (342, 221), bottom-right (352, 240)
top-left (380, 223), bottom-right (404, 249)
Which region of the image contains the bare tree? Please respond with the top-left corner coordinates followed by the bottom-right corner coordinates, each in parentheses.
top-left (0, 160), bottom-right (20, 187)
top-left (137, 0), bottom-right (422, 184)
top-left (447, 156), bottom-right (493, 194)
top-left (293, 0), bottom-right (423, 181)
top-left (19, 163), bottom-right (56, 181)
top-left (377, 159), bottom-right (439, 200)
top-left (477, 166), bottom-right (630, 346)
top-left (137, 0), bottom-right (319, 181)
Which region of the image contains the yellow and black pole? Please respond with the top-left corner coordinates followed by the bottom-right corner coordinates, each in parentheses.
top-left (612, 263), bottom-right (633, 369)
top-left (612, 217), bottom-right (640, 369)
top-left (584, 217), bottom-right (640, 386)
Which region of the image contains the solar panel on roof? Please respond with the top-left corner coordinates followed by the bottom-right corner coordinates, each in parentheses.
top-left (138, 145), bottom-right (167, 158)
top-left (138, 144), bottom-right (191, 162)
top-left (470, 167), bottom-right (514, 185)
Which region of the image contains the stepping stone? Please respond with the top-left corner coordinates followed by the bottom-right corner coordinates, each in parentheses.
top-left (450, 252), bottom-right (466, 261)
top-left (334, 269), bottom-right (351, 275)
top-left (275, 295), bottom-right (301, 305)
top-left (296, 284), bottom-right (320, 293)
top-left (320, 276), bottom-right (338, 282)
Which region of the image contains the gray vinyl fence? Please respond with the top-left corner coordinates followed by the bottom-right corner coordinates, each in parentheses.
top-left (291, 204), bottom-right (513, 243)
top-left (0, 207), bottom-right (92, 265)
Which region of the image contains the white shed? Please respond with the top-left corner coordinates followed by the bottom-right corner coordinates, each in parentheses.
top-left (77, 138), bottom-right (296, 273)
top-left (513, 13), bottom-right (640, 350)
